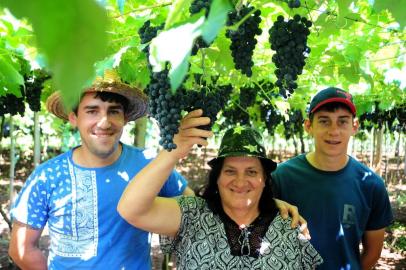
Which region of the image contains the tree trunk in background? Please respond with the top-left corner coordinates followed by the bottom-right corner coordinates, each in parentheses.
top-left (9, 117), bottom-right (15, 213)
top-left (0, 116), bottom-right (4, 148)
top-left (299, 129), bottom-right (305, 153)
top-left (292, 137), bottom-right (298, 156)
top-left (370, 128), bottom-right (374, 168)
top-left (384, 131), bottom-right (388, 182)
top-left (360, 138), bottom-right (364, 159)
top-left (269, 136), bottom-right (275, 157)
top-left (403, 139), bottom-right (406, 184)
top-left (33, 112), bottom-right (41, 168)
top-left (372, 127), bottom-right (384, 176)
top-left (395, 132), bottom-right (401, 173)
top-left (133, 117), bottom-right (147, 148)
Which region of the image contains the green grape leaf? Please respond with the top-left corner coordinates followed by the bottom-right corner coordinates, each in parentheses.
top-left (314, 13), bottom-right (340, 38)
top-left (0, 55), bottom-right (24, 96)
top-left (2, 0), bottom-right (109, 110)
top-left (339, 62), bottom-right (360, 84)
top-left (149, 14), bottom-right (205, 91)
top-left (360, 70), bottom-right (374, 91)
top-left (165, 0), bottom-right (193, 29)
top-left (201, 0), bottom-right (232, 44)
top-left (95, 57), bottom-right (115, 77)
top-left (373, 0), bottom-right (406, 28)
top-left (117, 0), bottom-right (126, 14)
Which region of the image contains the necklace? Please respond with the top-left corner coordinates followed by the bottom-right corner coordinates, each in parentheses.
top-left (238, 224), bottom-right (251, 256)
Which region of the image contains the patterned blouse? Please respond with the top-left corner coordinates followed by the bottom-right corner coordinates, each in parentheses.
top-left (160, 196), bottom-right (323, 269)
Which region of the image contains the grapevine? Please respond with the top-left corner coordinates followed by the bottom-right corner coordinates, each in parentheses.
top-left (261, 103), bottom-right (283, 135)
top-left (0, 88), bottom-right (25, 117)
top-left (226, 5), bottom-right (262, 77)
top-left (190, 0), bottom-right (213, 55)
top-left (283, 0), bottom-right (301, 8)
top-left (147, 68), bottom-right (233, 150)
top-left (138, 20), bottom-right (164, 55)
top-left (182, 84), bottom-right (232, 131)
top-left (283, 109), bottom-right (304, 140)
top-left (269, 14), bottom-right (312, 97)
top-left (25, 70), bottom-right (51, 112)
top-left (359, 104), bottom-right (406, 133)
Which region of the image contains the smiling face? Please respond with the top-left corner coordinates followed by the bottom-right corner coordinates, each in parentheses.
top-left (305, 107), bottom-right (358, 160)
top-left (69, 92), bottom-right (128, 162)
top-left (217, 156), bottom-right (266, 216)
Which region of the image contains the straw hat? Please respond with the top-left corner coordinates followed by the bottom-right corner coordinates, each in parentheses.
top-left (46, 72), bottom-right (148, 122)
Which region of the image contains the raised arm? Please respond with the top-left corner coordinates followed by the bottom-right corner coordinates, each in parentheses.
top-left (117, 110), bottom-right (212, 237)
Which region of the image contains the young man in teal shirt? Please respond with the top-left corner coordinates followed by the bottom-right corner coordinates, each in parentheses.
top-left (272, 87), bottom-right (393, 270)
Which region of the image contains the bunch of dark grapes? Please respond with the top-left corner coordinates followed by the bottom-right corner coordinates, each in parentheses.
top-left (140, 20), bottom-right (183, 150)
top-left (190, 0), bottom-right (213, 55)
top-left (269, 14), bottom-right (312, 97)
top-left (147, 69), bottom-right (183, 151)
top-left (182, 84), bottom-right (232, 131)
top-left (260, 103), bottom-right (283, 135)
top-left (0, 88), bottom-right (25, 117)
top-left (25, 70), bottom-right (51, 112)
top-left (226, 5), bottom-right (262, 77)
top-left (222, 107), bottom-right (250, 127)
top-left (239, 86), bottom-right (257, 108)
top-left (189, 0), bottom-right (211, 14)
top-left (358, 112), bottom-right (374, 132)
top-left (283, 109), bottom-right (303, 140)
top-left (392, 106), bottom-right (406, 133)
top-left (138, 20), bottom-right (164, 55)
top-left (148, 76), bottom-right (232, 150)
top-left (222, 89), bottom-right (252, 128)
top-left (284, 0), bottom-right (301, 8)
top-left (359, 105), bottom-right (406, 132)
top-left (221, 85), bottom-right (258, 128)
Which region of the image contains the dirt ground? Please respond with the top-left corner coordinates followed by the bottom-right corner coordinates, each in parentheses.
top-left (0, 149), bottom-right (405, 269)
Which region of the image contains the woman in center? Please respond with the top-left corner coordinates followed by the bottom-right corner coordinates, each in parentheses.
top-left (118, 110), bottom-right (322, 269)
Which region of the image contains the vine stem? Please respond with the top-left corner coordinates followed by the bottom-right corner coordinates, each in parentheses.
top-left (201, 47), bottom-right (206, 84)
top-left (305, 6), bottom-right (403, 35)
top-left (233, 99), bottom-right (250, 115)
top-left (227, 6), bottom-right (260, 31)
top-left (113, 2), bottom-right (172, 18)
top-left (253, 81), bottom-right (273, 104)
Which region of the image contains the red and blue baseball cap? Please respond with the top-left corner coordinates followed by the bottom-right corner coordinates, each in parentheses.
top-left (308, 87), bottom-right (356, 116)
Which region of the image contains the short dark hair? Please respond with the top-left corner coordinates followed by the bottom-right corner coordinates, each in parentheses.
top-left (201, 157), bottom-right (277, 215)
top-left (309, 102), bottom-right (354, 122)
top-left (73, 92), bottom-right (129, 115)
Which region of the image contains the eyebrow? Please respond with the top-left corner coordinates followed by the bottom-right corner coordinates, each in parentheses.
top-left (317, 115), bottom-right (351, 119)
top-left (223, 165), bottom-right (259, 170)
top-left (83, 105), bottom-right (124, 110)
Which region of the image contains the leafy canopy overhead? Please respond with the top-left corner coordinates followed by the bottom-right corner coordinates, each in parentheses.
top-left (0, 0), bottom-right (404, 122)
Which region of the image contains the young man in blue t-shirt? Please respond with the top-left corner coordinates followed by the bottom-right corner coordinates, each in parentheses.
top-left (8, 81), bottom-right (194, 270)
top-left (272, 87), bottom-right (393, 270)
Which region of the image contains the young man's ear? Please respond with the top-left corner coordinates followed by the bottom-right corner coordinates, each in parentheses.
top-left (304, 118), bottom-right (312, 136)
top-left (68, 112), bottom-right (78, 127)
top-left (352, 117), bottom-right (359, 135)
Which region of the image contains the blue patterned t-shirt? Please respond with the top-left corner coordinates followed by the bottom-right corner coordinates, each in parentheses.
top-left (11, 143), bottom-right (187, 269)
